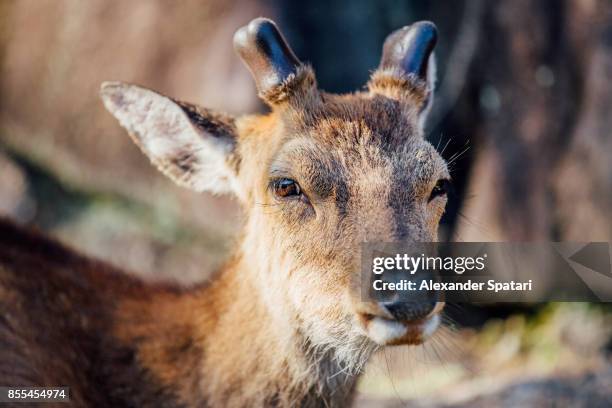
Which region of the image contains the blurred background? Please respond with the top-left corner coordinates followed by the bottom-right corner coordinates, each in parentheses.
top-left (0, 0), bottom-right (610, 406)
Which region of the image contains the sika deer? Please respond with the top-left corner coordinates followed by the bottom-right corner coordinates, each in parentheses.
top-left (0, 18), bottom-right (448, 407)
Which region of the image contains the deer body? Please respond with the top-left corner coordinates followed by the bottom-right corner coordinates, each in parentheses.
top-left (0, 19), bottom-right (448, 407)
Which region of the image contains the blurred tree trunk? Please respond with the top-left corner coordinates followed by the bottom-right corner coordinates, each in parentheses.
top-left (454, 0), bottom-right (611, 241)
top-left (553, 5), bottom-right (612, 240)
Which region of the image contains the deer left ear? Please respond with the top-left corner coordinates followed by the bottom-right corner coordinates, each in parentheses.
top-left (100, 82), bottom-right (239, 196)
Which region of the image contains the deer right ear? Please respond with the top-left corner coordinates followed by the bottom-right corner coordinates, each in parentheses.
top-left (100, 82), bottom-right (239, 196)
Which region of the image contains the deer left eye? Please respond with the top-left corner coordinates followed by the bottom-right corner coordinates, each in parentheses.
top-left (272, 178), bottom-right (301, 198)
top-left (429, 179), bottom-right (451, 202)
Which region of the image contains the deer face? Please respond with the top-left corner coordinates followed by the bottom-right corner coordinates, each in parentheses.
top-left (101, 19), bottom-right (447, 362)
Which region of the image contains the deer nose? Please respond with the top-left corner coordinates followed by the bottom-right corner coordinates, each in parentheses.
top-left (379, 275), bottom-right (439, 321)
top-left (382, 298), bottom-right (437, 321)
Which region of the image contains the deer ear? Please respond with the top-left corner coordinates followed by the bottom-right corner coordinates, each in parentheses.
top-left (100, 82), bottom-right (239, 195)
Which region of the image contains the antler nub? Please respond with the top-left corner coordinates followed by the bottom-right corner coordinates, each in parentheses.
top-left (369, 21), bottom-right (438, 105)
top-left (379, 21), bottom-right (437, 81)
top-left (234, 18), bottom-right (312, 104)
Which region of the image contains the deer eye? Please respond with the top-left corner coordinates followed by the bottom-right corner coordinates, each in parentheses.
top-left (272, 178), bottom-right (301, 198)
top-left (429, 179), bottom-right (451, 202)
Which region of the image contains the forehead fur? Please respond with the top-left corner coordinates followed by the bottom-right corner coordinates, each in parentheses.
top-left (275, 92), bottom-right (443, 179)
top-left (283, 92), bottom-right (421, 148)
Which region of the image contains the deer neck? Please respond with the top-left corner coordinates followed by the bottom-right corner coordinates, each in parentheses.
top-left (114, 251), bottom-right (360, 407)
top-left (197, 254), bottom-right (360, 406)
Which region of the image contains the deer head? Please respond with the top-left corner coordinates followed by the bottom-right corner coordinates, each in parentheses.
top-left (100, 18), bottom-right (447, 370)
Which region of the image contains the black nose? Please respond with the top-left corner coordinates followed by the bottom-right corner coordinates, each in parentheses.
top-left (381, 274), bottom-right (439, 321)
top-left (383, 298), bottom-right (437, 321)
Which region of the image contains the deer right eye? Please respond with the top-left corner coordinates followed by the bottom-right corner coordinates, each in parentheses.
top-left (272, 178), bottom-right (302, 198)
